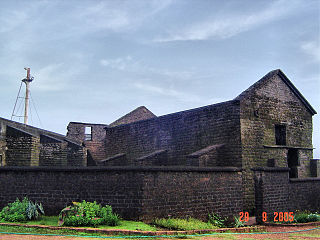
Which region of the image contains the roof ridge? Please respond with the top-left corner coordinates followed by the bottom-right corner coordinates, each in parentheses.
top-left (235, 69), bottom-right (316, 115)
top-left (109, 106), bottom-right (156, 127)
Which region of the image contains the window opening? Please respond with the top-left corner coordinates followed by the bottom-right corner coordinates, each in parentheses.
top-left (275, 125), bottom-right (286, 145)
top-left (287, 148), bottom-right (299, 178)
top-left (267, 158), bottom-right (275, 167)
top-left (84, 126), bottom-right (92, 141)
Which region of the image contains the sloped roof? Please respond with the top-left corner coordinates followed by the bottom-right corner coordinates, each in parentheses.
top-left (0, 117), bottom-right (82, 146)
top-left (109, 106), bottom-right (156, 127)
top-left (235, 69), bottom-right (317, 115)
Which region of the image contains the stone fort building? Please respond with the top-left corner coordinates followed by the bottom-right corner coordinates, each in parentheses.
top-left (0, 69), bottom-right (318, 216)
top-left (66, 69), bottom-right (318, 211)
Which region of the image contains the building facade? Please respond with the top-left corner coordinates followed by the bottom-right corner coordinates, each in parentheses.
top-left (66, 69), bottom-right (318, 211)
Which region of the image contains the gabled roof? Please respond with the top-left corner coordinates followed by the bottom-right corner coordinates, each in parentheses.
top-left (235, 69), bottom-right (317, 115)
top-left (109, 106), bottom-right (156, 127)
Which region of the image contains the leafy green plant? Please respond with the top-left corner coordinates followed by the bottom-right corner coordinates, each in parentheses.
top-left (26, 201), bottom-right (44, 220)
top-left (306, 214), bottom-right (320, 222)
top-left (233, 216), bottom-right (245, 228)
top-left (208, 213), bottom-right (226, 228)
top-left (58, 201), bottom-right (120, 227)
top-left (152, 217), bottom-right (215, 231)
top-left (0, 197), bottom-right (44, 222)
top-left (294, 212), bottom-right (320, 223)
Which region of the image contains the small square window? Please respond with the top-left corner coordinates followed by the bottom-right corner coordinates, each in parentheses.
top-left (275, 125), bottom-right (286, 145)
top-left (267, 158), bottom-right (275, 167)
top-left (84, 126), bottom-right (92, 141)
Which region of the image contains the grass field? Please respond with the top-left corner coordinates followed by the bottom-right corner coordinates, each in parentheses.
top-left (0, 215), bottom-right (158, 231)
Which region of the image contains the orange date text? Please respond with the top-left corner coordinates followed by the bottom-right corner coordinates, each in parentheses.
top-left (239, 211), bottom-right (294, 222)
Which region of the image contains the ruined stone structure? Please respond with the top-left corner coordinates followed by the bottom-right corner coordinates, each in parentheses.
top-left (67, 69), bottom-right (318, 211)
top-left (0, 117), bottom-right (86, 167)
top-left (0, 69), bottom-right (318, 219)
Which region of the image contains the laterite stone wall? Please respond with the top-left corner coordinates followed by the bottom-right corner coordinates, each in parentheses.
top-left (5, 126), bottom-right (40, 166)
top-left (289, 178), bottom-right (320, 213)
top-left (253, 167), bottom-right (320, 223)
top-left (105, 100), bottom-right (242, 167)
top-left (239, 72), bottom-right (314, 211)
top-left (0, 166), bottom-right (243, 220)
top-left (67, 122), bottom-right (108, 162)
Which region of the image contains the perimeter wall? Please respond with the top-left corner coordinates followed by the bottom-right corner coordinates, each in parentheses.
top-left (0, 166), bottom-right (243, 220)
top-left (253, 167), bottom-right (320, 223)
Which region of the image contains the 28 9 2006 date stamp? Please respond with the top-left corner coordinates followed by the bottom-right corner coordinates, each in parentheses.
top-left (239, 211), bottom-right (294, 222)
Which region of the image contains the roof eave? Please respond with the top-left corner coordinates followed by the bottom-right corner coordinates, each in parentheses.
top-left (277, 70), bottom-right (317, 115)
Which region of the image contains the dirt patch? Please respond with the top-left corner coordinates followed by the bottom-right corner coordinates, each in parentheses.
top-left (0, 224), bottom-right (319, 240)
top-left (200, 225), bottom-right (320, 239)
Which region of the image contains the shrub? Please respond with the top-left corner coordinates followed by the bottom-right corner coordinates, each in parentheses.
top-left (153, 217), bottom-right (215, 231)
top-left (208, 213), bottom-right (226, 228)
top-left (0, 197), bottom-right (44, 222)
top-left (306, 214), bottom-right (320, 222)
top-left (58, 201), bottom-right (120, 227)
top-left (208, 213), bottom-right (243, 228)
top-left (294, 212), bottom-right (320, 223)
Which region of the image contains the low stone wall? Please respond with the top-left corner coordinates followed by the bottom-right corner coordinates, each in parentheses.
top-left (0, 166), bottom-right (243, 221)
top-left (253, 167), bottom-right (320, 223)
top-left (289, 178), bottom-right (320, 212)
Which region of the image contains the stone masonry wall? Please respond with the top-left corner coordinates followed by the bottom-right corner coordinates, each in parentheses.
top-left (289, 178), bottom-right (320, 213)
top-left (253, 168), bottom-right (290, 223)
top-left (40, 143), bottom-right (68, 166)
top-left (0, 166), bottom-right (243, 220)
top-left (239, 72), bottom-right (314, 211)
top-left (67, 123), bottom-right (107, 162)
top-left (141, 168), bottom-right (243, 220)
top-left (253, 167), bottom-right (320, 223)
top-left (105, 100), bottom-right (241, 167)
top-left (0, 122), bottom-right (6, 166)
top-left (0, 118), bottom-right (86, 167)
top-left (66, 142), bottom-right (87, 166)
top-left (5, 126), bottom-right (40, 166)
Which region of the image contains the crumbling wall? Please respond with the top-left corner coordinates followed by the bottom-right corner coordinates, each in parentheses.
top-left (67, 142), bottom-right (87, 166)
top-left (5, 126), bottom-right (39, 166)
top-left (39, 135), bottom-right (68, 166)
top-left (0, 119), bottom-right (87, 167)
top-left (67, 122), bottom-right (107, 162)
top-left (105, 100), bottom-right (242, 167)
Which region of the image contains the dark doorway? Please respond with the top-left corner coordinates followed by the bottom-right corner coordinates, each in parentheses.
top-left (287, 148), bottom-right (299, 178)
top-left (275, 125), bottom-right (286, 145)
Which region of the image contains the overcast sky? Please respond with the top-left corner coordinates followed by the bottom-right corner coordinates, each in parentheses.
top-left (1, 0), bottom-right (319, 157)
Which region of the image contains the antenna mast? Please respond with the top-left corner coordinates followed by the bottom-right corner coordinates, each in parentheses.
top-left (22, 67), bottom-right (34, 125)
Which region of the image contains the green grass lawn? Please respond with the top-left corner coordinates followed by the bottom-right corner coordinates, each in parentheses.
top-left (0, 216), bottom-right (158, 231)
